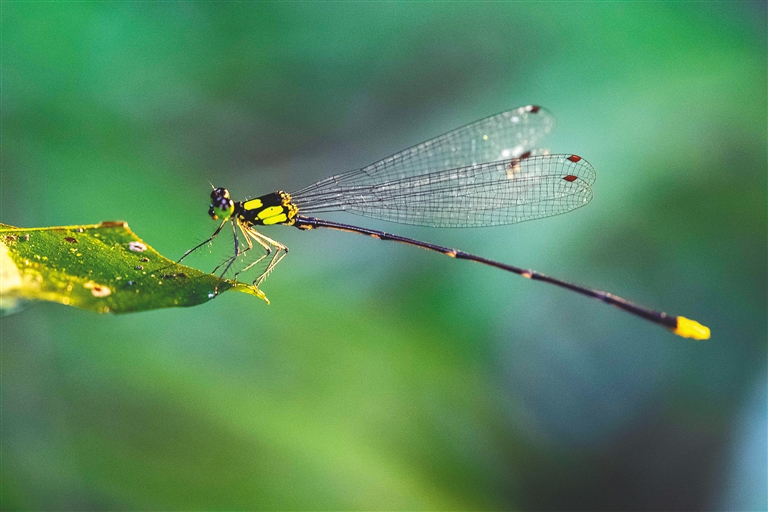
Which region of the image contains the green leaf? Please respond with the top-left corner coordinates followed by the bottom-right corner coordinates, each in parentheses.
top-left (0, 221), bottom-right (268, 315)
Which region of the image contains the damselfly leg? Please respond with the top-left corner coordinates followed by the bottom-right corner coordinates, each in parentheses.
top-left (233, 221), bottom-right (289, 287)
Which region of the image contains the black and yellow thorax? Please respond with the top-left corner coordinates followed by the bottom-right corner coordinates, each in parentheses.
top-left (236, 191), bottom-right (298, 226)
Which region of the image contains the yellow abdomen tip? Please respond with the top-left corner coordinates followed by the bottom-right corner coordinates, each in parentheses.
top-left (673, 316), bottom-right (711, 340)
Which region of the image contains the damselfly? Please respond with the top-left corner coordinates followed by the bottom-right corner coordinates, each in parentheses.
top-left (179, 105), bottom-right (709, 339)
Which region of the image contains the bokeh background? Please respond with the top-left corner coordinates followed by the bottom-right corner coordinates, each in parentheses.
top-left (2, 2), bottom-right (766, 510)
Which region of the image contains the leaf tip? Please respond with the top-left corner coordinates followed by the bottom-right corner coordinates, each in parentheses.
top-left (97, 221), bottom-right (129, 229)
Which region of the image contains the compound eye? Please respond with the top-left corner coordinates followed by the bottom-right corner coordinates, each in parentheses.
top-left (213, 187), bottom-right (230, 199)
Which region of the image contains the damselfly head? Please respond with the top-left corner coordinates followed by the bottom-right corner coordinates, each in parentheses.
top-left (209, 187), bottom-right (234, 221)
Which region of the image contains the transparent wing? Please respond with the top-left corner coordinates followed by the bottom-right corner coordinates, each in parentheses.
top-left (293, 154), bottom-right (595, 228)
top-left (293, 105), bottom-right (554, 192)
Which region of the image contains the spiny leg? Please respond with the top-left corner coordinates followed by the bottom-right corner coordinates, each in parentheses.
top-left (210, 221), bottom-right (239, 275)
top-left (152, 220), bottom-right (227, 275)
top-left (240, 227), bottom-right (287, 286)
top-left (211, 220), bottom-right (244, 292)
top-left (232, 221), bottom-right (270, 282)
top-left (252, 232), bottom-right (289, 286)
top-left (240, 224), bottom-right (289, 287)
top-left (233, 249), bottom-right (270, 281)
top-left (177, 220), bottom-right (227, 264)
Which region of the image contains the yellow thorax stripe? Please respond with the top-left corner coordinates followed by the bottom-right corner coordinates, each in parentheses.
top-left (243, 198), bottom-right (263, 210)
top-left (257, 206), bottom-right (285, 220)
top-left (263, 213), bottom-right (288, 225)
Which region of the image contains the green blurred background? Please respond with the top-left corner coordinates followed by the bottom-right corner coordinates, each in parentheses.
top-left (2, 2), bottom-right (766, 510)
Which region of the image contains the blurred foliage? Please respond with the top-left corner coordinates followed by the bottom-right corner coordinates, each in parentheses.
top-left (1, 2), bottom-right (766, 511)
top-left (0, 222), bottom-right (266, 315)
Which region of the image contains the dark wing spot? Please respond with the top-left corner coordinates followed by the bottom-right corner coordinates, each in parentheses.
top-left (567, 155), bottom-right (582, 163)
top-left (526, 105), bottom-right (541, 114)
top-left (563, 175), bottom-right (578, 182)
